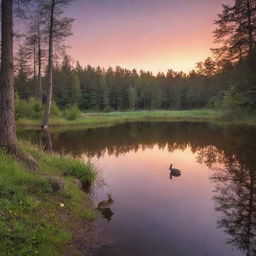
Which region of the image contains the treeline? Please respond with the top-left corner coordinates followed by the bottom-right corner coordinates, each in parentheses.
top-left (14, 0), bottom-right (256, 113)
top-left (15, 53), bottom-right (255, 112)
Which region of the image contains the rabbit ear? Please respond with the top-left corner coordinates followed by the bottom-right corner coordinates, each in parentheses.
top-left (170, 164), bottom-right (173, 168)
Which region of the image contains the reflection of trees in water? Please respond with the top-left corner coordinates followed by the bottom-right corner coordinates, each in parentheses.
top-left (18, 122), bottom-right (256, 159)
top-left (197, 146), bottom-right (256, 256)
top-left (42, 128), bottom-right (53, 153)
top-left (213, 167), bottom-right (255, 256)
top-left (18, 122), bottom-right (256, 254)
top-left (18, 122), bottom-right (230, 157)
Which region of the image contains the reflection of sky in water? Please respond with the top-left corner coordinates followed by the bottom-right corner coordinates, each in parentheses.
top-left (89, 145), bottom-right (241, 256)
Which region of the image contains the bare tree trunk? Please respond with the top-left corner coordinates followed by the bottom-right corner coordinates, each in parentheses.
top-left (42, 0), bottom-right (55, 129)
top-left (37, 18), bottom-right (42, 101)
top-left (0, 0), bottom-right (17, 153)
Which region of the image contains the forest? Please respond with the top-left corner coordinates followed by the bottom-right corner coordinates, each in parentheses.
top-left (13, 0), bottom-right (256, 115)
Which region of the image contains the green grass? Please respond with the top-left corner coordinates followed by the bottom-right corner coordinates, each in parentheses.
top-left (0, 141), bottom-right (97, 256)
top-left (17, 109), bottom-right (222, 127)
top-left (21, 141), bottom-right (97, 185)
top-left (14, 95), bottom-right (256, 129)
top-left (16, 109), bottom-right (256, 132)
top-left (51, 157), bottom-right (96, 185)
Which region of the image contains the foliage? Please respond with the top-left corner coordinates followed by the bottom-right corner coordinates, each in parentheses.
top-left (49, 156), bottom-right (97, 185)
top-left (15, 97), bottom-right (62, 120)
top-left (51, 101), bottom-right (62, 119)
top-left (15, 97), bottom-right (84, 121)
top-left (222, 86), bottom-right (246, 110)
top-left (102, 105), bottom-right (113, 113)
top-left (13, 51), bottom-right (255, 116)
top-left (212, 0), bottom-right (256, 63)
top-left (62, 105), bottom-right (81, 120)
top-left (15, 96), bottom-right (44, 120)
top-left (128, 87), bottom-right (137, 110)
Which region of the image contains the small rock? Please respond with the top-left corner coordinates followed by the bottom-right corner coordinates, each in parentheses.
top-left (73, 179), bottom-right (82, 189)
top-left (47, 176), bottom-right (64, 192)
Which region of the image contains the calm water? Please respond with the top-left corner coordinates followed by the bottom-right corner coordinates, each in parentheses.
top-left (18, 122), bottom-right (256, 256)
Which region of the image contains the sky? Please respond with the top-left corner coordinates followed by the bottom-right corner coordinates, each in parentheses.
top-left (65, 0), bottom-right (229, 73)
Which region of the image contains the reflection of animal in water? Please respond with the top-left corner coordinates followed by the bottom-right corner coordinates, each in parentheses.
top-left (169, 164), bottom-right (181, 179)
top-left (97, 194), bottom-right (114, 222)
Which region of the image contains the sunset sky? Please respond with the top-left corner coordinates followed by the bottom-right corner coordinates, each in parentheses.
top-left (65, 0), bottom-right (229, 73)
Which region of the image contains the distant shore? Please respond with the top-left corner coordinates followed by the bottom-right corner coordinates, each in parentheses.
top-left (17, 109), bottom-right (256, 128)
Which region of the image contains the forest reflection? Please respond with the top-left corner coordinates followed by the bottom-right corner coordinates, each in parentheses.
top-left (198, 146), bottom-right (256, 256)
top-left (18, 122), bottom-right (256, 255)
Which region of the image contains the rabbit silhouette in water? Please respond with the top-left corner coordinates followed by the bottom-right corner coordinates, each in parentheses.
top-left (169, 164), bottom-right (181, 179)
top-left (97, 194), bottom-right (114, 222)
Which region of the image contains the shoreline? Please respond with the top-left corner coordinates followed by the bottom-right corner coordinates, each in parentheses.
top-left (0, 140), bottom-right (99, 256)
top-left (16, 110), bottom-right (256, 129)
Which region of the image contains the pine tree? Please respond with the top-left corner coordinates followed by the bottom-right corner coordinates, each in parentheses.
top-left (14, 44), bottom-right (33, 100)
top-left (212, 0), bottom-right (256, 63)
top-left (128, 87), bottom-right (137, 111)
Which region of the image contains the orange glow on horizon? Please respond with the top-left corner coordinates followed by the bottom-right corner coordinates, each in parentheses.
top-left (65, 0), bottom-right (230, 73)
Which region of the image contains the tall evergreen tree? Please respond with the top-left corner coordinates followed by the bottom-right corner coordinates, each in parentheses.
top-left (212, 0), bottom-right (256, 63)
top-left (14, 44), bottom-right (33, 100)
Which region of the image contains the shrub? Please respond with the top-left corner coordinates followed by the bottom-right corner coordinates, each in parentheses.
top-left (102, 105), bottom-right (113, 113)
top-left (51, 101), bottom-right (62, 119)
top-left (50, 155), bottom-right (97, 185)
top-left (221, 86), bottom-right (252, 111)
top-left (15, 96), bottom-right (44, 120)
top-left (208, 94), bottom-right (223, 109)
top-left (62, 105), bottom-right (81, 120)
top-left (15, 96), bottom-right (62, 120)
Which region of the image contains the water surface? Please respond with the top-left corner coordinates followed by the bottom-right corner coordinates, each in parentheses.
top-left (18, 122), bottom-right (256, 256)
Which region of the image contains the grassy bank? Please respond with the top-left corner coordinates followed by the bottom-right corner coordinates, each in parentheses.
top-left (17, 109), bottom-right (256, 128)
top-left (0, 141), bottom-right (97, 256)
top-left (17, 109), bottom-right (222, 127)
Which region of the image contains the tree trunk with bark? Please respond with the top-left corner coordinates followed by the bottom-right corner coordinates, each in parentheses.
top-left (0, 0), bottom-right (17, 153)
top-left (42, 0), bottom-right (55, 129)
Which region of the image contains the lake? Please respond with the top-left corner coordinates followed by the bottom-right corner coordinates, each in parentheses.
top-left (18, 122), bottom-right (256, 256)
